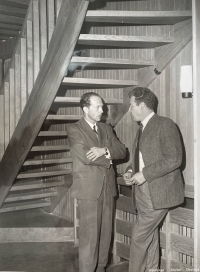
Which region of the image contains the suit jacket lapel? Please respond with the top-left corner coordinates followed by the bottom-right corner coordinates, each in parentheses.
top-left (97, 122), bottom-right (105, 147)
top-left (79, 118), bottom-right (99, 145)
top-left (141, 114), bottom-right (157, 142)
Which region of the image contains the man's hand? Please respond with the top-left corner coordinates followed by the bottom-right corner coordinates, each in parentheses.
top-left (86, 147), bottom-right (105, 161)
top-left (130, 171), bottom-right (146, 186)
top-left (123, 172), bottom-right (132, 186)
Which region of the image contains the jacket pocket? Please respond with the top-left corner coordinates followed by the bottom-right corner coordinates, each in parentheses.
top-left (73, 171), bottom-right (88, 179)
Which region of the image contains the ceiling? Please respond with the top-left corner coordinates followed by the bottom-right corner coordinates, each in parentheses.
top-left (0, 0), bottom-right (30, 41)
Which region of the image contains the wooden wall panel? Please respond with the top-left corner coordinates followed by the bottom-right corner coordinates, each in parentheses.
top-left (3, 59), bottom-right (11, 78)
top-left (0, 37), bottom-right (18, 59)
top-left (20, 38), bottom-right (27, 113)
top-left (47, 0), bottom-right (55, 45)
top-left (0, 94), bottom-right (4, 160)
top-left (0, 59), bottom-right (3, 87)
top-left (52, 189), bottom-right (74, 221)
top-left (55, 0), bottom-right (62, 19)
top-left (115, 111), bottom-right (138, 174)
top-left (9, 69), bottom-right (15, 139)
top-left (14, 53), bottom-right (21, 126)
top-left (0, 61), bottom-right (3, 158)
top-left (4, 82), bottom-right (10, 151)
top-left (39, 0), bottom-right (47, 64)
top-left (33, 0), bottom-right (40, 83)
top-left (26, 20), bottom-right (33, 97)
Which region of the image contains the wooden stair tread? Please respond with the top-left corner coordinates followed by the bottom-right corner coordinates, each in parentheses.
top-left (0, 14), bottom-right (24, 25)
top-left (31, 145), bottom-right (70, 152)
top-left (0, 0), bottom-right (30, 8)
top-left (38, 131), bottom-right (67, 137)
top-left (70, 56), bottom-right (154, 69)
top-left (17, 169), bottom-right (71, 179)
top-left (85, 10), bottom-right (192, 24)
top-left (54, 96), bottom-right (123, 104)
top-left (23, 158), bottom-right (73, 166)
top-left (62, 77), bottom-right (137, 88)
top-left (0, 22), bottom-right (22, 31)
top-left (78, 34), bottom-right (174, 48)
top-left (46, 115), bottom-right (82, 120)
top-left (0, 200), bottom-right (50, 213)
top-left (11, 180), bottom-right (65, 191)
top-left (5, 189), bottom-right (57, 202)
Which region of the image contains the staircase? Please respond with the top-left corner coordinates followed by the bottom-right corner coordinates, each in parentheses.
top-left (0, 0), bottom-right (192, 218)
top-left (0, 0), bottom-right (89, 213)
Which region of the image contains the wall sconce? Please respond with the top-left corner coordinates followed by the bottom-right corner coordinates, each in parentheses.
top-left (180, 65), bottom-right (193, 98)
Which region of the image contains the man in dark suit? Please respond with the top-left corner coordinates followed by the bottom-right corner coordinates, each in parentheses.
top-left (123, 87), bottom-right (184, 272)
top-left (67, 92), bottom-right (126, 272)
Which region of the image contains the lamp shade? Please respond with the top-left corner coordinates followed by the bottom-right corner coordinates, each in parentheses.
top-left (180, 65), bottom-right (193, 98)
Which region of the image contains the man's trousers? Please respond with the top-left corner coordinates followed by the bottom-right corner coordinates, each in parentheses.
top-left (129, 182), bottom-right (168, 272)
top-left (78, 180), bottom-right (114, 272)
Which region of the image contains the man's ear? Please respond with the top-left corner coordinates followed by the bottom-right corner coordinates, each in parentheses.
top-left (83, 106), bottom-right (88, 114)
top-left (140, 102), bottom-right (146, 110)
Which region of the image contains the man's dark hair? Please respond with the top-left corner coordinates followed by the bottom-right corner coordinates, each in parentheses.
top-left (128, 87), bottom-right (156, 110)
top-left (80, 92), bottom-right (102, 110)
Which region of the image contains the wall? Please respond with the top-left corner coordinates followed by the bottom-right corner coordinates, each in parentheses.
top-left (0, 38), bottom-right (17, 60)
top-left (0, 60), bottom-right (3, 87)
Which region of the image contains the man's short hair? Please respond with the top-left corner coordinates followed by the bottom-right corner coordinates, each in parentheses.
top-left (128, 87), bottom-right (156, 110)
top-left (80, 92), bottom-right (102, 110)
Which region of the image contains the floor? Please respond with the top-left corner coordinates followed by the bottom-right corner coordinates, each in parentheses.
top-left (0, 201), bottom-right (193, 272)
top-left (0, 242), bottom-right (79, 272)
top-left (0, 209), bottom-right (77, 272)
top-left (0, 209), bottom-right (73, 228)
top-left (0, 209), bottom-right (126, 272)
top-left (0, 242), bottom-right (127, 272)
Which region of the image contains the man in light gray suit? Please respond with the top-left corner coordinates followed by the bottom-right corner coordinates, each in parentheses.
top-left (123, 87), bottom-right (184, 272)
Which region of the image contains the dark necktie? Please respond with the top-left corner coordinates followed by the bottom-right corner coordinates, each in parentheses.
top-left (135, 123), bottom-right (143, 172)
top-left (93, 125), bottom-right (99, 139)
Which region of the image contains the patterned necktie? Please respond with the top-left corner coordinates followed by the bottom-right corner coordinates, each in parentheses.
top-left (135, 123), bottom-right (143, 172)
top-left (93, 124), bottom-right (99, 139)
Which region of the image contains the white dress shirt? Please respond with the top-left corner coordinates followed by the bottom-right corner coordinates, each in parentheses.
top-left (139, 112), bottom-right (155, 171)
top-left (84, 118), bottom-right (98, 133)
top-left (127, 112), bottom-right (155, 174)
